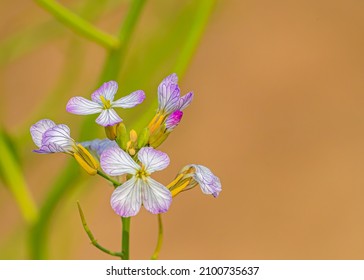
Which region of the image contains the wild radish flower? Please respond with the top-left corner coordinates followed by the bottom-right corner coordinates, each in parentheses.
top-left (30, 119), bottom-right (76, 154)
top-left (30, 119), bottom-right (99, 175)
top-left (157, 73), bottom-right (193, 116)
top-left (66, 81), bottom-right (145, 127)
top-left (101, 146), bottom-right (172, 217)
top-left (168, 164), bottom-right (222, 198)
top-left (147, 74), bottom-right (193, 147)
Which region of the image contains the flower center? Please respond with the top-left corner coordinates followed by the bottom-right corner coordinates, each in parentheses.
top-left (100, 95), bottom-right (112, 109)
top-left (135, 166), bottom-right (149, 181)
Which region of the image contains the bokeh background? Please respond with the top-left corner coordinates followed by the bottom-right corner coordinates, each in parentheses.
top-left (1, 0), bottom-right (364, 259)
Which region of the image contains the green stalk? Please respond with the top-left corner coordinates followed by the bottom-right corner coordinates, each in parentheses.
top-left (34, 0), bottom-right (119, 49)
top-left (121, 217), bottom-right (131, 260)
top-left (77, 202), bottom-right (123, 258)
top-left (0, 130), bottom-right (38, 224)
top-left (151, 214), bottom-right (163, 260)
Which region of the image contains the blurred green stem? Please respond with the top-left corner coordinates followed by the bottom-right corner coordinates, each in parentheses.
top-left (0, 131), bottom-right (38, 224)
top-left (151, 214), bottom-right (163, 260)
top-left (28, 0), bottom-right (146, 259)
top-left (34, 0), bottom-right (119, 49)
top-left (131, 0), bottom-right (216, 130)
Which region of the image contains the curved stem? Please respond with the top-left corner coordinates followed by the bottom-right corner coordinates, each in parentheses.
top-left (0, 130), bottom-right (38, 224)
top-left (77, 202), bottom-right (123, 258)
top-left (151, 214), bottom-right (163, 260)
top-left (34, 0), bottom-right (119, 49)
top-left (97, 170), bottom-right (120, 187)
top-left (121, 217), bottom-right (131, 260)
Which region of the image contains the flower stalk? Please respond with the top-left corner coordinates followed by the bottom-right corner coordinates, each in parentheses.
top-left (77, 202), bottom-right (123, 258)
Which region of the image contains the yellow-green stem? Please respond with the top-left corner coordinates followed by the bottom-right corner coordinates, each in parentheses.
top-left (0, 130), bottom-right (37, 224)
top-left (151, 214), bottom-right (163, 260)
top-left (34, 0), bottom-right (119, 49)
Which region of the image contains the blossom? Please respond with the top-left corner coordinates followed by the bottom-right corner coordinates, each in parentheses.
top-left (30, 119), bottom-right (99, 175)
top-left (30, 119), bottom-right (76, 154)
top-left (157, 73), bottom-right (193, 115)
top-left (66, 81), bottom-right (145, 127)
top-left (101, 146), bottom-right (172, 217)
top-left (82, 138), bottom-right (118, 159)
top-left (168, 164), bottom-right (222, 198)
top-left (189, 164), bottom-right (222, 197)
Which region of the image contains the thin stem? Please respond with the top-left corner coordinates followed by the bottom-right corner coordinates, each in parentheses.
top-left (34, 0), bottom-right (119, 49)
top-left (151, 214), bottom-right (163, 260)
top-left (97, 170), bottom-right (120, 188)
top-left (0, 130), bottom-right (38, 224)
top-left (121, 217), bottom-right (131, 260)
top-left (77, 202), bottom-right (123, 258)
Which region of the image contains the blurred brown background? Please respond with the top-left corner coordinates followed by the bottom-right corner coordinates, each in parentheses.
top-left (1, 0), bottom-right (364, 259)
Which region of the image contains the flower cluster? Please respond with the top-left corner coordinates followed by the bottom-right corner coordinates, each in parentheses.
top-left (30, 74), bottom-right (221, 218)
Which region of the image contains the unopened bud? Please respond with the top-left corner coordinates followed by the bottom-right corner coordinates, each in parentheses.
top-left (105, 124), bottom-right (118, 140)
top-left (137, 127), bottom-right (150, 148)
top-left (116, 123), bottom-right (128, 150)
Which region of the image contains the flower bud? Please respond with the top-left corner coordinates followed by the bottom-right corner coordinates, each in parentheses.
top-left (137, 127), bottom-right (150, 148)
top-left (116, 122), bottom-right (128, 150)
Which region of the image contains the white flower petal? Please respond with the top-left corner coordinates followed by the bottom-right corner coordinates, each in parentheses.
top-left (191, 164), bottom-right (222, 198)
top-left (177, 92), bottom-right (193, 111)
top-left (112, 90), bottom-right (145, 108)
top-left (41, 124), bottom-right (75, 153)
top-left (157, 74), bottom-right (180, 114)
top-left (95, 109), bottom-right (122, 127)
top-left (82, 138), bottom-right (118, 158)
top-left (142, 178), bottom-right (172, 214)
top-left (100, 146), bottom-right (139, 176)
top-left (91, 81), bottom-right (118, 103)
top-left (110, 177), bottom-right (142, 217)
top-left (138, 147), bottom-right (170, 173)
top-left (30, 119), bottom-right (56, 148)
top-left (66, 97), bottom-right (102, 115)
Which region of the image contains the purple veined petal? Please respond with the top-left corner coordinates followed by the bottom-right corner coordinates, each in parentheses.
top-left (165, 110), bottom-right (183, 132)
top-left (100, 146), bottom-right (139, 176)
top-left (66, 96), bottom-right (102, 115)
top-left (142, 177), bottom-right (172, 214)
top-left (91, 81), bottom-right (118, 103)
top-left (82, 138), bottom-right (118, 157)
top-left (95, 109), bottom-right (122, 127)
top-left (138, 147), bottom-right (170, 173)
top-left (30, 119), bottom-right (56, 148)
top-left (191, 164), bottom-right (222, 198)
top-left (159, 73), bottom-right (178, 86)
top-left (158, 83), bottom-right (180, 114)
top-left (157, 74), bottom-right (181, 114)
top-left (112, 90), bottom-right (145, 108)
top-left (110, 177), bottom-right (142, 217)
top-left (41, 124), bottom-right (75, 153)
top-left (177, 91), bottom-right (193, 111)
